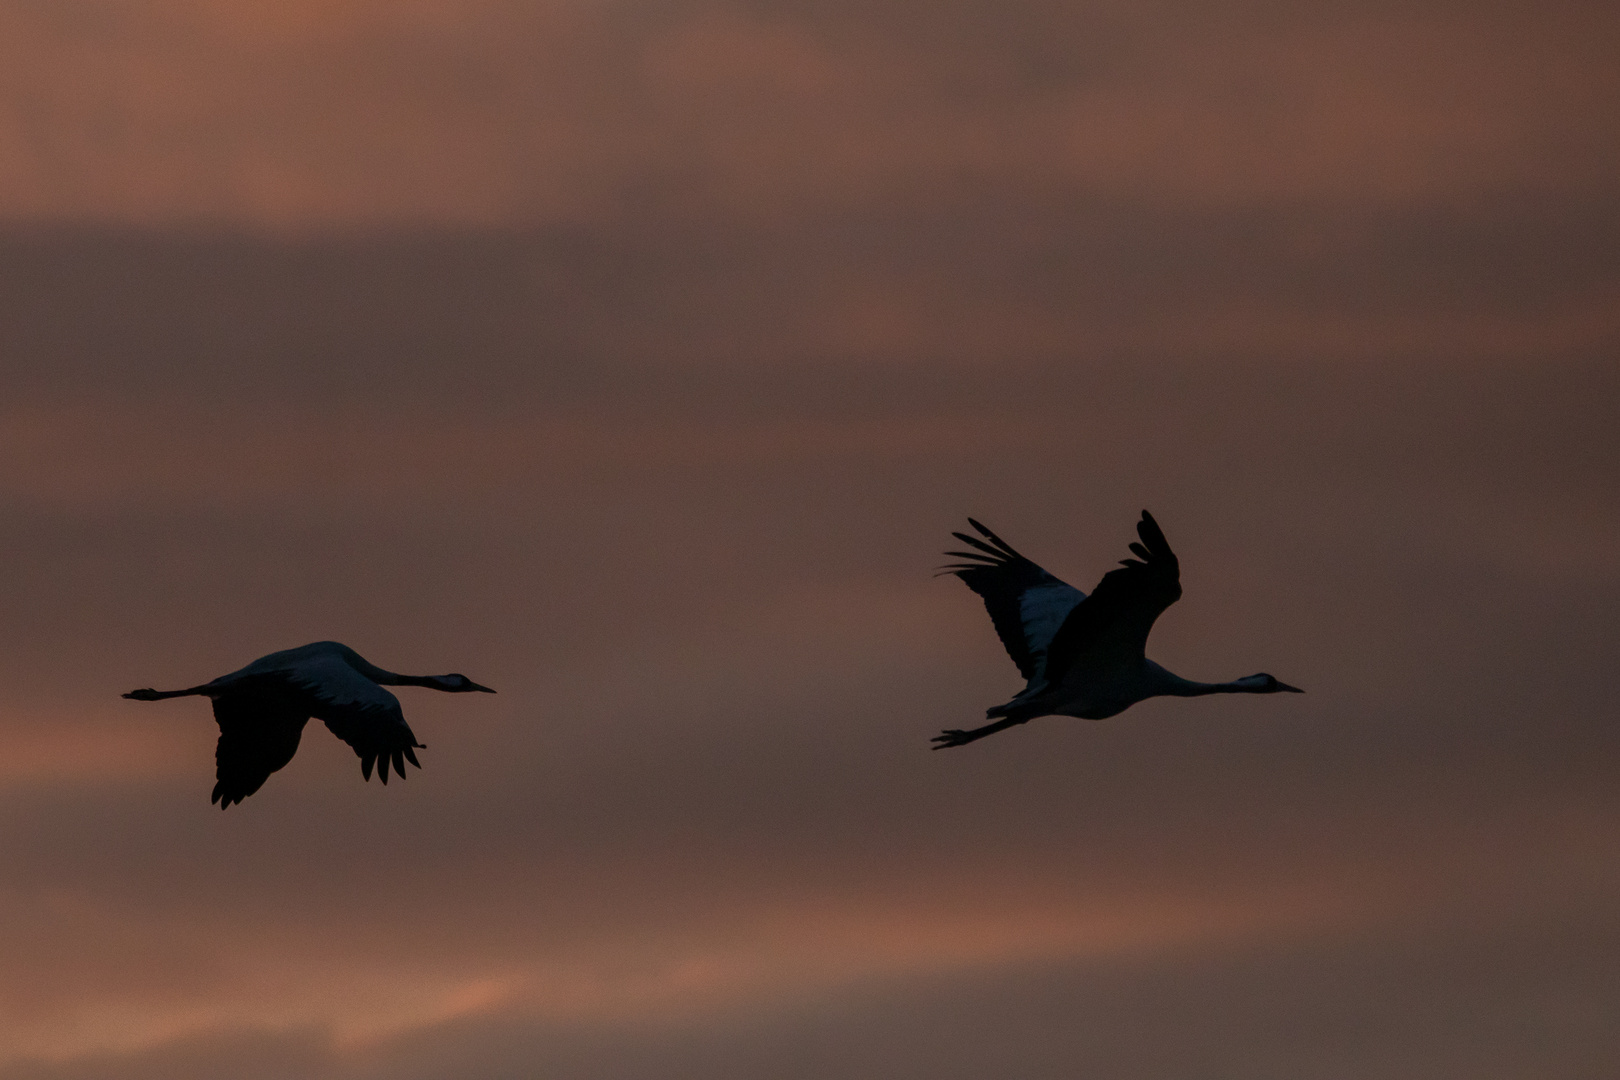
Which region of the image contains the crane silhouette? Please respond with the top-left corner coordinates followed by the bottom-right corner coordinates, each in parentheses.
top-left (935, 512), bottom-right (1301, 747)
top-left (124, 641), bottom-right (494, 807)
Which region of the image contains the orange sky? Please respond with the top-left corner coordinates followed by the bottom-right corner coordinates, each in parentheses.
top-left (2, 0), bottom-right (1617, 227)
top-left (0, 1), bottom-right (1617, 1077)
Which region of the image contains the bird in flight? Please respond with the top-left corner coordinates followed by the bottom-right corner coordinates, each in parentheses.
top-left (935, 512), bottom-right (1301, 748)
top-left (124, 641), bottom-right (495, 807)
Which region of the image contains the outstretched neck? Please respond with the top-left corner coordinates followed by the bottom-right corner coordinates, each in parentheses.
top-left (1167, 676), bottom-right (1286, 697)
top-left (1145, 663), bottom-right (1271, 698)
top-left (1163, 679), bottom-right (1251, 697)
top-left (374, 671), bottom-right (481, 693)
top-left (373, 672), bottom-right (444, 689)
top-left (359, 662), bottom-right (492, 694)
top-left (341, 654), bottom-right (432, 689)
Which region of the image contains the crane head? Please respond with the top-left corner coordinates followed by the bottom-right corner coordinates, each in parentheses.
top-left (431, 673), bottom-right (497, 693)
top-left (1246, 673), bottom-right (1304, 693)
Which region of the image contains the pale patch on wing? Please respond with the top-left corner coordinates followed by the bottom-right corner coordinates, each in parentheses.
top-left (1019, 581), bottom-right (1085, 684)
top-left (942, 519), bottom-right (1088, 687)
top-left (280, 654), bottom-right (422, 781)
top-left (286, 655), bottom-right (401, 716)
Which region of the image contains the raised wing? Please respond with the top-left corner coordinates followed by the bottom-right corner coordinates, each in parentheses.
top-left (941, 518), bottom-right (1086, 686)
top-left (211, 684), bottom-right (311, 808)
top-left (289, 655), bottom-right (425, 784)
top-left (1045, 510), bottom-right (1182, 681)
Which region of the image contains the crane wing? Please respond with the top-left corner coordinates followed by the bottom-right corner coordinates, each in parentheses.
top-left (210, 685), bottom-right (311, 808)
top-left (941, 518), bottom-right (1087, 686)
top-left (289, 655), bottom-right (425, 784)
top-left (1045, 510), bottom-right (1182, 681)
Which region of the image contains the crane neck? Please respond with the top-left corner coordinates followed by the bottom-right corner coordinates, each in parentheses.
top-left (372, 672), bottom-right (438, 688)
top-left (1163, 679), bottom-right (1251, 697)
top-left (336, 652), bottom-right (431, 689)
top-left (371, 671), bottom-right (473, 692)
top-left (1144, 662), bottom-right (1265, 697)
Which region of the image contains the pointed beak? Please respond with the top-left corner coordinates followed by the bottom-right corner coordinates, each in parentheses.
top-left (1277, 681), bottom-right (1304, 693)
top-left (470, 682), bottom-right (496, 693)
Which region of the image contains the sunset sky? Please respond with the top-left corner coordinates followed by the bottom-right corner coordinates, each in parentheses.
top-left (1, 1), bottom-right (1617, 1076)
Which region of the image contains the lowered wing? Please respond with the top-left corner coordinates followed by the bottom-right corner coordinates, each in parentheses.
top-left (286, 655), bottom-right (426, 784)
top-left (210, 682), bottom-right (311, 808)
top-left (1044, 510), bottom-right (1182, 682)
top-left (941, 518), bottom-right (1086, 688)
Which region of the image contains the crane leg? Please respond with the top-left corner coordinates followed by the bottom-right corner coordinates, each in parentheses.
top-left (931, 717), bottom-right (1028, 749)
top-left (123, 685), bottom-right (211, 701)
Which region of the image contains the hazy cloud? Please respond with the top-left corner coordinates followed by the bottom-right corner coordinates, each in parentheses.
top-left (0, 1), bottom-right (1615, 1075)
top-left (0, 0), bottom-right (1616, 225)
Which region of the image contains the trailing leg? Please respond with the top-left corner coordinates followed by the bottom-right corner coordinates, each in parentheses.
top-left (931, 716), bottom-right (1029, 748)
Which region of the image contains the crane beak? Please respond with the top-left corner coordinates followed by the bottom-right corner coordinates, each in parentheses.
top-left (469, 682), bottom-right (497, 693)
top-left (1276, 681), bottom-right (1304, 693)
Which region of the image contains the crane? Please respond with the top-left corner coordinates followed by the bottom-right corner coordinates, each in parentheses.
top-left (124, 641), bottom-right (494, 807)
top-left (935, 512), bottom-right (1300, 747)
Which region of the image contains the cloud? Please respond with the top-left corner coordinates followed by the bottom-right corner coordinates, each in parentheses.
top-left (0, 832), bottom-right (1529, 1066)
top-left (0, 4), bottom-right (1615, 1076)
top-left (6, 875), bottom-right (1618, 1079)
top-left (0, 1), bottom-right (1615, 226)
top-left (0, 704), bottom-right (203, 788)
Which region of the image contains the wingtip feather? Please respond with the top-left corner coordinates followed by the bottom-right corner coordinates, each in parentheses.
top-left (965, 518), bottom-right (1021, 558)
top-left (944, 549), bottom-right (999, 564)
top-left (949, 533), bottom-right (1010, 561)
top-left (1136, 510), bottom-right (1170, 553)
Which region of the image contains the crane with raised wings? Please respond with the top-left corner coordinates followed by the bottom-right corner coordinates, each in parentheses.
top-left (935, 512), bottom-right (1300, 747)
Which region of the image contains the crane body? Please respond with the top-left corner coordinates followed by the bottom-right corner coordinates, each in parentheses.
top-left (937, 513), bottom-right (1300, 747)
top-left (124, 640), bottom-right (494, 807)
